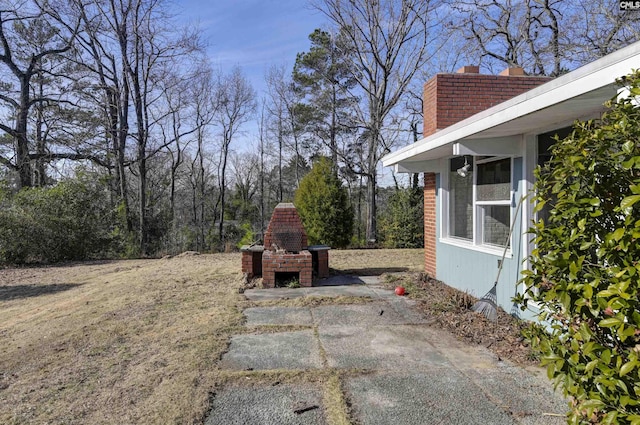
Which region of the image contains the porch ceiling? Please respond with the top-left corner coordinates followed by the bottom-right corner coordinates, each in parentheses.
top-left (383, 40), bottom-right (640, 171)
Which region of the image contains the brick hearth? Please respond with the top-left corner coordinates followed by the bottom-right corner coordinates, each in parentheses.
top-left (262, 203), bottom-right (312, 287)
top-left (241, 202), bottom-right (329, 286)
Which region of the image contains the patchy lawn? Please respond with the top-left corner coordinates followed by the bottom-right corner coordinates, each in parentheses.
top-left (0, 253), bottom-right (245, 424)
top-left (0, 247), bottom-right (538, 424)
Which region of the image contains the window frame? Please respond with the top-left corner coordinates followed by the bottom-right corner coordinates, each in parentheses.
top-left (441, 155), bottom-right (514, 257)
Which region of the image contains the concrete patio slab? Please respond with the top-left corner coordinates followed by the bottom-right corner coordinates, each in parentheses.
top-left (418, 325), bottom-right (501, 370)
top-left (346, 370), bottom-right (516, 425)
top-left (243, 286), bottom-right (314, 301)
top-left (318, 325), bottom-right (450, 370)
top-left (244, 306), bottom-right (313, 326)
top-left (314, 275), bottom-right (368, 286)
top-left (464, 367), bottom-right (567, 425)
top-left (312, 302), bottom-right (427, 326)
top-left (357, 275), bottom-right (383, 285)
top-left (208, 276), bottom-right (568, 425)
top-left (205, 383), bottom-right (326, 425)
top-left (220, 330), bottom-right (322, 370)
top-left (243, 284), bottom-right (379, 301)
top-left (303, 285), bottom-right (380, 298)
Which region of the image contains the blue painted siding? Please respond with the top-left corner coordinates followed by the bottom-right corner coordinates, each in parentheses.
top-left (435, 157), bottom-right (537, 320)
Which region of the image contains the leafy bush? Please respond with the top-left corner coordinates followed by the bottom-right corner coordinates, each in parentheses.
top-left (0, 176), bottom-right (115, 264)
top-left (379, 185), bottom-right (423, 248)
top-left (294, 157), bottom-right (353, 248)
top-left (236, 222), bottom-right (256, 248)
top-left (517, 70), bottom-right (640, 424)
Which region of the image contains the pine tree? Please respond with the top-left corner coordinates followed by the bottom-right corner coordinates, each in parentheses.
top-left (292, 29), bottom-right (358, 166)
top-left (294, 157), bottom-right (353, 248)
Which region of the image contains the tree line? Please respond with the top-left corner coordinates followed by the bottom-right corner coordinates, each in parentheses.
top-left (0, 0), bottom-right (638, 262)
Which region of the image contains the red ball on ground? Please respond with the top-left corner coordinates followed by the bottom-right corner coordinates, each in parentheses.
top-left (395, 286), bottom-right (405, 296)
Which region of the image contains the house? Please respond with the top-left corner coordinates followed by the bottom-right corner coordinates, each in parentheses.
top-left (382, 41), bottom-right (640, 319)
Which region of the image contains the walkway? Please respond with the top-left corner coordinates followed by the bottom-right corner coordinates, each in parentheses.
top-left (205, 277), bottom-right (566, 425)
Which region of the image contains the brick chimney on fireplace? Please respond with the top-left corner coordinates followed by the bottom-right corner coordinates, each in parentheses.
top-left (422, 66), bottom-right (552, 278)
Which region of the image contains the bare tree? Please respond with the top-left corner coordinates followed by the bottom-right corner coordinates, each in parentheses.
top-left (229, 151), bottom-right (260, 226)
top-left (188, 62), bottom-right (218, 251)
top-left (0, 1), bottom-right (85, 188)
top-left (266, 64), bottom-right (312, 187)
top-left (154, 63), bottom-right (213, 253)
top-left (62, 0), bottom-right (135, 229)
top-left (264, 66), bottom-right (289, 203)
top-left (213, 66), bottom-right (255, 248)
top-left (314, 0), bottom-right (442, 243)
top-left (69, 0), bottom-right (199, 255)
top-left (571, 0), bottom-right (640, 63)
top-left (257, 99), bottom-right (268, 237)
top-left (446, 0), bottom-right (640, 76)
top-left (447, 0), bottom-right (564, 76)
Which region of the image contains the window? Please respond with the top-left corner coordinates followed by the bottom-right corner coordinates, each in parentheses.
top-left (477, 157), bottom-right (511, 248)
top-left (445, 156), bottom-right (513, 250)
top-left (448, 157), bottom-right (473, 240)
top-left (536, 127), bottom-right (572, 225)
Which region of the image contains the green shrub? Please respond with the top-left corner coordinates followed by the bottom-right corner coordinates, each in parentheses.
top-left (0, 176), bottom-right (115, 264)
top-left (379, 186), bottom-right (423, 248)
top-left (237, 222), bottom-right (255, 248)
top-left (516, 70), bottom-right (640, 424)
top-left (294, 157), bottom-right (353, 248)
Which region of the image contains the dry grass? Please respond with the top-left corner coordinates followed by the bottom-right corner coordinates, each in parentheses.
top-left (323, 374), bottom-right (351, 425)
top-left (0, 248), bottom-right (423, 424)
top-left (0, 254), bottom-right (245, 425)
top-left (250, 295), bottom-right (375, 308)
top-left (328, 248), bottom-right (424, 275)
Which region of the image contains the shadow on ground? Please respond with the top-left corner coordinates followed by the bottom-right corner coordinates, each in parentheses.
top-left (331, 267), bottom-right (409, 276)
top-left (0, 283), bottom-right (82, 301)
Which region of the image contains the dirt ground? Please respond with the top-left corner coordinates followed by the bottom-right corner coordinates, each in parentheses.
top-left (383, 272), bottom-right (539, 367)
top-left (0, 248), bottom-right (538, 424)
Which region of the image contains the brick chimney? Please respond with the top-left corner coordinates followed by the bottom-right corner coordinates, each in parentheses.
top-left (422, 66), bottom-right (552, 137)
top-left (422, 66), bottom-right (552, 279)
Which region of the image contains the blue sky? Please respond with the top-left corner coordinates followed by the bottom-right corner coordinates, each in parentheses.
top-left (174, 0), bottom-right (327, 97)
top-left (170, 1), bottom-right (404, 186)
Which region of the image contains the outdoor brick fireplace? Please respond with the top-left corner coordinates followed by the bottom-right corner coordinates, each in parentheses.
top-left (241, 203), bottom-right (329, 287)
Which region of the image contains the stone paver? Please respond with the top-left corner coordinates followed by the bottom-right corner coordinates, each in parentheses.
top-left (205, 384), bottom-right (326, 425)
top-left (220, 330), bottom-right (322, 370)
top-left (209, 277), bottom-right (567, 425)
top-left (319, 325), bottom-right (451, 370)
top-left (244, 306), bottom-right (314, 326)
top-left (312, 302), bottom-right (427, 326)
top-left (346, 371), bottom-right (516, 425)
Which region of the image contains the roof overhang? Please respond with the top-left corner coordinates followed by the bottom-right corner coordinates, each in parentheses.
top-left (382, 41), bottom-right (640, 172)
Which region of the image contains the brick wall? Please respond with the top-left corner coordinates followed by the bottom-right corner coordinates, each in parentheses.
top-left (264, 203), bottom-right (308, 251)
top-left (421, 67), bottom-right (552, 278)
top-left (424, 173), bottom-right (437, 277)
top-left (241, 249), bottom-right (263, 278)
top-left (261, 202), bottom-right (315, 287)
top-left (423, 69), bottom-right (552, 138)
top-left (262, 251), bottom-right (313, 288)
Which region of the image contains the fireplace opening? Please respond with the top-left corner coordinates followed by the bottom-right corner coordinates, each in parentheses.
top-left (274, 271), bottom-right (300, 288)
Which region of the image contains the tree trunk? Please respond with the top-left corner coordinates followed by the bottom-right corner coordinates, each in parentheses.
top-left (218, 140), bottom-right (229, 249)
top-left (198, 137), bottom-right (205, 251)
top-left (138, 149), bottom-right (148, 255)
top-left (278, 121), bottom-right (283, 202)
top-left (34, 72), bottom-right (46, 186)
top-left (366, 172), bottom-right (377, 244)
top-left (16, 76), bottom-right (32, 188)
top-left (260, 117), bottom-right (265, 239)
